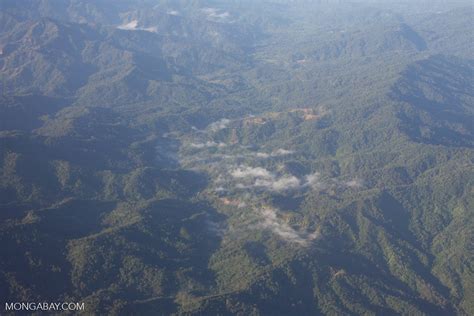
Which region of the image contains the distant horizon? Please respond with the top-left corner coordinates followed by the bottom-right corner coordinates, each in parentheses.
top-left (0, 1), bottom-right (472, 315)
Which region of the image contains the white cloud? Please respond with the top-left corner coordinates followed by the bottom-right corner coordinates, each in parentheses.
top-left (238, 201), bottom-right (247, 208)
top-left (255, 152), bottom-right (270, 158)
top-left (234, 168), bottom-right (363, 193)
top-left (272, 149), bottom-right (294, 156)
top-left (219, 197), bottom-right (247, 208)
top-left (211, 148), bottom-right (293, 161)
top-left (344, 179), bottom-right (363, 188)
top-left (117, 20), bottom-right (157, 33)
top-left (259, 207), bottom-right (319, 246)
top-left (142, 26), bottom-right (158, 33)
top-left (206, 219), bottom-right (225, 236)
top-left (208, 118), bottom-right (231, 132)
top-left (251, 149), bottom-right (294, 159)
top-left (235, 183), bottom-right (248, 189)
top-left (167, 10), bottom-right (180, 16)
top-left (118, 20), bottom-right (138, 30)
top-left (214, 186), bottom-right (227, 193)
top-left (304, 172), bottom-right (326, 190)
top-left (254, 175), bottom-right (301, 192)
top-left (231, 166), bottom-right (273, 179)
top-left (201, 7), bottom-right (230, 20)
top-left (231, 166), bottom-right (314, 192)
top-left (189, 141), bottom-right (227, 149)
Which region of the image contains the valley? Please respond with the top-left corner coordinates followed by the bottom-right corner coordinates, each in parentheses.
top-left (0, 1), bottom-right (473, 315)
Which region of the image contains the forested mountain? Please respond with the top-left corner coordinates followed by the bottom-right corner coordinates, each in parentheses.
top-left (0, 1), bottom-right (473, 315)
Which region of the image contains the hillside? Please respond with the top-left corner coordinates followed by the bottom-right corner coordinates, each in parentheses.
top-left (0, 0), bottom-right (473, 315)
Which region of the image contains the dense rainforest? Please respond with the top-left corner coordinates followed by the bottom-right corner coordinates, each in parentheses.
top-left (0, 1), bottom-right (473, 315)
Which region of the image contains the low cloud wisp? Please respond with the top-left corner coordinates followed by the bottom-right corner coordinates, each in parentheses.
top-left (258, 207), bottom-right (319, 246)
